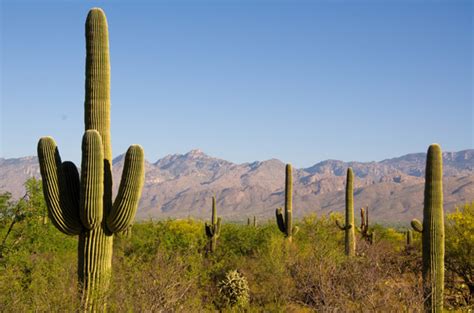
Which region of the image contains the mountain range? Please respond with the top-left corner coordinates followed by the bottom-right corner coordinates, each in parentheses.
top-left (1, 149), bottom-right (473, 223)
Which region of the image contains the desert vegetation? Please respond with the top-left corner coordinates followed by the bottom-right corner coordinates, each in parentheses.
top-left (0, 7), bottom-right (472, 313)
top-left (0, 180), bottom-right (473, 311)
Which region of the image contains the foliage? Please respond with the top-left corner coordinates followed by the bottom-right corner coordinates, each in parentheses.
top-left (1, 180), bottom-right (472, 311)
top-left (445, 202), bottom-right (474, 308)
top-left (0, 178), bottom-right (48, 259)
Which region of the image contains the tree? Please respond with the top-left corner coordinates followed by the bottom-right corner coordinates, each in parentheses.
top-left (445, 202), bottom-right (474, 301)
top-left (0, 177), bottom-right (47, 258)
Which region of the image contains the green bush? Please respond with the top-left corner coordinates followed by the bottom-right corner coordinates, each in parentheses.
top-left (445, 202), bottom-right (474, 308)
top-left (1, 188), bottom-right (472, 312)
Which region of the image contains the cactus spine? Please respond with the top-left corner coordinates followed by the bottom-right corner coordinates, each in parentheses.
top-left (205, 196), bottom-right (221, 253)
top-left (336, 168), bottom-right (356, 256)
top-left (37, 8), bottom-right (145, 311)
top-left (275, 164), bottom-right (299, 242)
top-left (411, 144), bottom-right (444, 312)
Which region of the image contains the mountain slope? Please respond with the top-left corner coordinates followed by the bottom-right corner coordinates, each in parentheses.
top-left (1, 149), bottom-right (473, 223)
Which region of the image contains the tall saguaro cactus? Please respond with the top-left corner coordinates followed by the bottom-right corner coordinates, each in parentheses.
top-left (336, 168), bottom-right (356, 256)
top-left (411, 144), bottom-right (445, 312)
top-left (276, 164), bottom-right (299, 242)
top-left (205, 196), bottom-right (221, 253)
top-left (37, 8), bottom-right (145, 311)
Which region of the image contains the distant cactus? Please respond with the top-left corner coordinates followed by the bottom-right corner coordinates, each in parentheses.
top-left (205, 196), bottom-right (221, 253)
top-left (218, 270), bottom-right (250, 308)
top-left (336, 168), bottom-right (356, 256)
top-left (247, 216), bottom-right (257, 227)
top-left (359, 207), bottom-right (375, 244)
top-left (411, 144), bottom-right (444, 312)
top-left (406, 229), bottom-right (413, 247)
top-left (37, 8), bottom-right (145, 311)
top-left (275, 164), bottom-right (299, 242)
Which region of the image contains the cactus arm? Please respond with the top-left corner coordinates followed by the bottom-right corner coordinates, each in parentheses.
top-left (335, 219), bottom-right (345, 230)
top-left (205, 223), bottom-right (213, 237)
top-left (79, 130), bottom-right (104, 229)
top-left (107, 145), bottom-right (145, 233)
top-left (286, 209), bottom-right (293, 237)
top-left (37, 137), bottom-right (82, 235)
top-left (406, 230), bottom-right (413, 246)
top-left (276, 208), bottom-right (286, 233)
top-left (368, 231), bottom-right (375, 244)
top-left (215, 217), bottom-right (222, 238)
top-left (336, 219), bottom-right (352, 231)
top-left (411, 219), bottom-right (423, 233)
top-left (211, 196), bottom-right (217, 225)
top-left (292, 226), bottom-right (299, 236)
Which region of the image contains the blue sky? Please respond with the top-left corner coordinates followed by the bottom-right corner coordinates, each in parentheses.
top-left (1, 0), bottom-right (472, 167)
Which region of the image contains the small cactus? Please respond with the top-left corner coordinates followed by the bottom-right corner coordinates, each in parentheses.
top-left (275, 164), bottom-right (299, 242)
top-left (359, 207), bottom-right (375, 244)
top-left (205, 196), bottom-right (221, 253)
top-left (411, 144), bottom-right (445, 312)
top-left (336, 168), bottom-right (356, 256)
top-left (218, 270), bottom-right (250, 308)
top-left (406, 229), bottom-right (413, 247)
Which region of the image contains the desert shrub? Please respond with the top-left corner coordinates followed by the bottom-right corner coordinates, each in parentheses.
top-left (369, 225), bottom-right (404, 245)
top-left (445, 202), bottom-right (474, 308)
top-left (2, 188), bottom-right (470, 312)
top-left (121, 219), bottom-right (207, 261)
top-left (109, 249), bottom-right (203, 312)
top-left (292, 238), bottom-right (424, 311)
top-left (218, 222), bottom-right (277, 258)
top-left (244, 232), bottom-right (296, 310)
top-left (0, 249), bottom-right (79, 312)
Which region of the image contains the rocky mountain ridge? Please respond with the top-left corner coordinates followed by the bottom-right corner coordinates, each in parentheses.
top-left (1, 149), bottom-right (473, 223)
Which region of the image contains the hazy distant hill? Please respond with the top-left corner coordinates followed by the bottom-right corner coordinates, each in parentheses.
top-left (1, 149), bottom-right (473, 223)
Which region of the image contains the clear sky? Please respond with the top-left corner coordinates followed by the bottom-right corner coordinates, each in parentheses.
top-left (1, 0), bottom-right (472, 168)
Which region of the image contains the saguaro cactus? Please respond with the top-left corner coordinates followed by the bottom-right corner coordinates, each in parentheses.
top-left (406, 230), bottom-right (413, 247)
top-left (336, 168), bottom-right (356, 256)
top-left (359, 207), bottom-right (375, 244)
top-left (411, 144), bottom-right (445, 312)
top-left (276, 164), bottom-right (299, 242)
top-left (37, 8), bottom-right (145, 311)
top-left (205, 196), bottom-right (221, 253)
